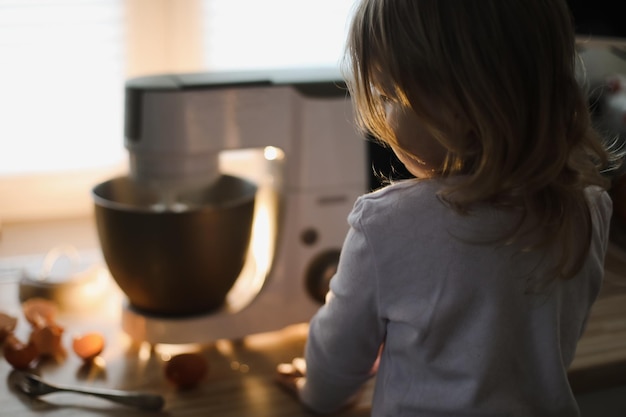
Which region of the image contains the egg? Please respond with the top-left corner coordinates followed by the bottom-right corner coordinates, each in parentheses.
top-left (164, 352), bottom-right (209, 390)
top-left (72, 332), bottom-right (105, 361)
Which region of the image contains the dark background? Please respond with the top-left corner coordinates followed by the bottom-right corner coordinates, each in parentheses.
top-left (367, 0), bottom-right (626, 191)
top-left (567, 0), bottom-right (626, 38)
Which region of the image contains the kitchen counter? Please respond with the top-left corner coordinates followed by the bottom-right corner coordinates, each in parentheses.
top-left (0, 254), bottom-right (372, 417)
top-left (0, 269), bottom-right (375, 417)
top-left (1, 226), bottom-right (626, 415)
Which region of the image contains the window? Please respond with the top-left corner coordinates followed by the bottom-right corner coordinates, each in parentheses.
top-left (0, 0), bottom-right (356, 223)
top-left (202, 0), bottom-right (354, 71)
top-left (0, 0), bottom-right (125, 176)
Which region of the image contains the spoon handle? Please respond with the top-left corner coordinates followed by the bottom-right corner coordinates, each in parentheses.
top-left (59, 385), bottom-right (165, 411)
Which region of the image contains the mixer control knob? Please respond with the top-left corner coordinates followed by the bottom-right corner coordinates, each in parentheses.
top-left (300, 228), bottom-right (319, 246)
top-left (305, 250), bottom-right (341, 304)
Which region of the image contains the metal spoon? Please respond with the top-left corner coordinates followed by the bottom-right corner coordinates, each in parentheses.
top-left (13, 371), bottom-right (165, 411)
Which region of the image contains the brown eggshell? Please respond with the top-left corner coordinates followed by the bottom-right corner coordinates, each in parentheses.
top-left (72, 332), bottom-right (105, 361)
top-left (164, 352), bottom-right (209, 390)
top-left (29, 322), bottom-right (65, 358)
top-left (0, 312), bottom-right (17, 343)
top-left (22, 298), bottom-right (58, 328)
top-left (3, 334), bottom-right (39, 370)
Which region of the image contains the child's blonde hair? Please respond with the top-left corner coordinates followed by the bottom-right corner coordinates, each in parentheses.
top-left (343, 0), bottom-right (617, 281)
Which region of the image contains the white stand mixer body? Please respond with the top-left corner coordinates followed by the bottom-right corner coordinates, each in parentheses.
top-left (120, 69), bottom-right (368, 344)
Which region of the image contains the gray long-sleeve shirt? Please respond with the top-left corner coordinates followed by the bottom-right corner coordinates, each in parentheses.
top-left (300, 179), bottom-right (612, 416)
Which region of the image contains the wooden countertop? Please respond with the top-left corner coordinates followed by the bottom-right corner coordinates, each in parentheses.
top-left (0, 274), bottom-right (374, 417)
top-left (1, 246), bottom-right (626, 416)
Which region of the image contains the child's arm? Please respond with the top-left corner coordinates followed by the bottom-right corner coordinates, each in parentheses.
top-left (276, 343), bottom-right (383, 401)
top-left (277, 206), bottom-right (386, 413)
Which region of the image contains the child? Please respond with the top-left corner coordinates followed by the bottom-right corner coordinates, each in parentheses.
top-left (277, 0), bottom-right (619, 416)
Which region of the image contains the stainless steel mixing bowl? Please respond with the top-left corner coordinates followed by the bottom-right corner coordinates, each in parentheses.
top-left (92, 175), bottom-right (257, 317)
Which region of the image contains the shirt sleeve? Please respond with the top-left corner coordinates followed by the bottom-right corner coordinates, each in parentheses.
top-left (299, 197), bottom-right (387, 414)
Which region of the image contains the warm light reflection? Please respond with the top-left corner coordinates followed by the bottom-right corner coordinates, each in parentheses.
top-left (217, 341), bottom-right (251, 373)
top-left (80, 268), bottom-right (112, 300)
top-left (243, 323), bottom-right (309, 351)
top-left (132, 340), bottom-right (153, 378)
top-left (91, 267), bottom-right (124, 321)
top-left (250, 189), bottom-right (276, 277)
top-left (93, 356), bottom-right (107, 368)
top-left (155, 343), bottom-right (203, 361)
top-left (76, 356), bottom-right (108, 382)
top-left (138, 341), bottom-right (152, 363)
top-left (230, 361), bottom-right (250, 373)
top-left (215, 339), bottom-right (234, 356)
top-left (220, 147), bottom-right (283, 313)
top-left (263, 146), bottom-right (284, 161)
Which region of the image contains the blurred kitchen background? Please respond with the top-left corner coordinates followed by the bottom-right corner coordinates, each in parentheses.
top-left (0, 0), bottom-right (356, 227)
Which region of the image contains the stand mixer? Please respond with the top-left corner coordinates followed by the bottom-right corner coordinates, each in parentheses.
top-left (92, 68), bottom-right (367, 345)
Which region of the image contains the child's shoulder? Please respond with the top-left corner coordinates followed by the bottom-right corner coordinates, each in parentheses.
top-left (349, 178), bottom-right (445, 225)
top-left (364, 178), bottom-right (440, 202)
